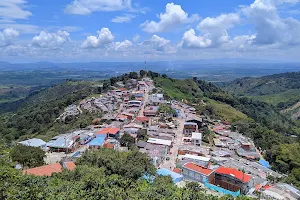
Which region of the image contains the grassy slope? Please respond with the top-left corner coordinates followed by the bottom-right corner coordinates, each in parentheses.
top-left (154, 77), bottom-right (203, 101)
top-left (154, 77), bottom-right (248, 122)
top-left (206, 99), bottom-right (248, 122)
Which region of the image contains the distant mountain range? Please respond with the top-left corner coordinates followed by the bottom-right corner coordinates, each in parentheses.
top-left (0, 58), bottom-right (298, 71)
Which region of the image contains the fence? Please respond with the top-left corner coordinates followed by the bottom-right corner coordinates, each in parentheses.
top-left (204, 181), bottom-right (241, 197)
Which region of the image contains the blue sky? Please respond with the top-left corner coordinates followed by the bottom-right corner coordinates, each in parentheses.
top-left (0, 0), bottom-right (300, 62)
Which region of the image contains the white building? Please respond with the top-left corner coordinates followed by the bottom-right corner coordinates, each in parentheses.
top-left (191, 132), bottom-right (202, 147)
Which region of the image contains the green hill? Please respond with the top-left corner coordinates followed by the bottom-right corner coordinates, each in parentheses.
top-left (224, 72), bottom-right (300, 118)
top-left (0, 81), bottom-right (103, 142)
top-left (224, 72), bottom-right (300, 96)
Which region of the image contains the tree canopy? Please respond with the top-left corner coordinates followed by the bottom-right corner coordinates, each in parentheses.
top-left (10, 145), bottom-right (46, 168)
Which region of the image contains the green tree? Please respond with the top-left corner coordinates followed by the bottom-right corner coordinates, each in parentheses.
top-left (129, 72), bottom-right (138, 79)
top-left (120, 133), bottom-right (136, 148)
top-left (162, 74), bottom-right (168, 78)
top-left (140, 70), bottom-right (147, 78)
top-left (158, 103), bottom-right (176, 117)
top-left (137, 129), bottom-right (148, 141)
top-left (10, 145), bottom-right (46, 168)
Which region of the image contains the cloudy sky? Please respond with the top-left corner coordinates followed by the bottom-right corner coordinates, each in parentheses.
top-left (1, 0), bottom-right (300, 62)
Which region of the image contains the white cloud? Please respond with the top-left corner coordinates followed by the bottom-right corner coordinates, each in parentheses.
top-left (0, 24), bottom-right (39, 34)
top-left (62, 26), bottom-right (83, 32)
top-left (198, 13), bottom-right (240, 30)
top-left (181, 13), bottom-right (240, 49)
top-left (225, 35), bottom-right (256, 52)
top-left (0, 28), bottom-right (19, 46)
top-left (242, 0), bottom-right (300, 46)
top-left (4, 45), bottom-right (27, 56)
top-left (32, 30), bottom-right (71, 48)
top-left (141, 3), bottom-right (199, 33)
top-left (132, 34), bottom-right (140, 42)
top-left (82, 28), bottom-right (115, 48)
top-left (65, 0), bottom-right (132, 15)
top-left (141, 35), bottom-right (176, 53)
top-left (180, 29), bottom-right (212, 48)
top-left (114, 40), bottom-right (133, 51)
top-left (0, 0), bottom-right (32, 21)
top-left (111, 14), bottom-right (136, 23)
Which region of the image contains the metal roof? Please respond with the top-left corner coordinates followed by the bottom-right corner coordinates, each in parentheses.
top-left (89, 136), bottom-right (106, 146)
top-left (147, 138), bottom-right (172, 146)
top-left (46, 133), bottom-right (78, 148)
top-left (181, 154), bottom-right (211, 162)
top-left (157, 168), bottom-right (183, 183)
top-left (18, 138), bottom-right (46, 147)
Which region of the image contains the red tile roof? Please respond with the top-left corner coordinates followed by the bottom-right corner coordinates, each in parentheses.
top-left (96, 127), bottom-right (120, 135)
top-left (64, 162), bottom-right (76, 171)
top-left (135, 116), bottom-right (150, 122)
top-left (23, 163), bottom-right (62, 176)
top-left (215, 166), bottom-right (251, 183)
top-left (263, 185), bottom-right (273, 190)
top-left (184, 162), bottom-right (214, 176)
top-left (173, 168), bottom-right (181, 174)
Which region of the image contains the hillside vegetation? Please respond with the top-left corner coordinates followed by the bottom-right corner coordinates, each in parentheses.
top-left (225, 72), bottom-right (300, 96)
top-left (154, 77), bottom-right (247, 122)
top-left (154, 77), bottom-right (203, 101)
top-left (224, 72), bottom-right (300, 117)
top-left (0, 81), bottom-right (102, 142)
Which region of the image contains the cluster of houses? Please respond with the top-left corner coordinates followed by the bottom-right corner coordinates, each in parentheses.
top-left (16, 76), bottom-right (300, 199)
top-left (212, 124), bottom-right (260, 160)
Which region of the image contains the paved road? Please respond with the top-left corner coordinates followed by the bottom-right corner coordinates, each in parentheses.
top-left (138, 85), bottom-right (149, 116)
top-left (161, 117), bottom-right (185, 170)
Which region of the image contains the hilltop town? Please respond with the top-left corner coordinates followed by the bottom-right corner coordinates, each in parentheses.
top-left (11, 72), bottom-right (299, 200)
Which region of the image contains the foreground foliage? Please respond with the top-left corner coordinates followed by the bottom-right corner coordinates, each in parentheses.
top-left (0, 148), bottom-right (253, 200)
